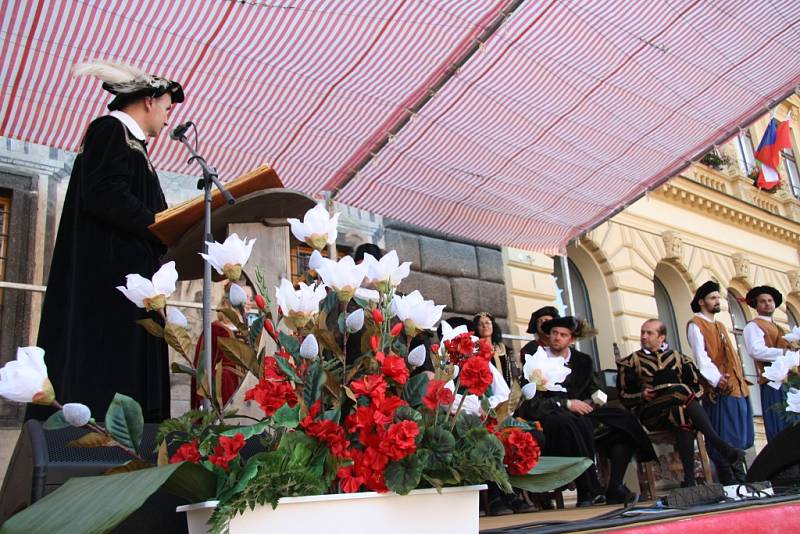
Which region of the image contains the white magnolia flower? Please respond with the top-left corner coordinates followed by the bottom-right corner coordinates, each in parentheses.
top-left (166, 307), bottom-right (188, 328)
top-left (345, 309), bottom-right (365, 333)
top-left (0, 347), bottom-right (54, 405)
top-left (763, 350), bottom-right (800, 390)
top-left (300, 334), bottom-right (319, 359)
top-left (787, 388), bottom-right (800, 413)
top-left (287, 204), bottom-right (339, 251)
top-left (522, 346), bottom-right (571, 393)
top-left (116, 261), bottom-right (178, 311)
top-left (200, 233), bottom-right (255, 281)
top-left (407, 344), bottom-right (426, 367)
top-left (362, 251), bottom-right (412, 292)
top-left (391, 290), bottom-right (445, 336)
top-left (62, 403), bottom-right (92, 427)
top-left (784, 326), bottom-right (800, 344)
top-left (275, 279), bottom-right (327, 330)
top-left (355, 287), bottom-right (380, 303)
top-left (308, 249), bottom-right (333, 272)
top-left (315, 255), bottom-right (365, 302)
top-left (229, 283), bottom-right (247, 308)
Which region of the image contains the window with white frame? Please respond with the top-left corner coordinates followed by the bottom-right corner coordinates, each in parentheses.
top-left (727, 291), bottom-right (761, 415)
top-left (736, 130), bottom-right (757, 175)
top-left (783, 149), bottom-right (800, 198)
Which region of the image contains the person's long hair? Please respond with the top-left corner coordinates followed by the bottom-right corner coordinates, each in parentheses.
top-left (471, 312), bottom-right (503, 344)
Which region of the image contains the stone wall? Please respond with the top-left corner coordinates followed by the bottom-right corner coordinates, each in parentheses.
top-left (384, 221), bottom-right (509, 334)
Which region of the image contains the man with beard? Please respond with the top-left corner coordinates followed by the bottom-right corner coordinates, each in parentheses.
top-left (517, 316), bottom-right (656, 506)
top-left (619, 319), bottom-right (746, 487)
top-left (743, 286), bottom-right (798, 441)
top-left (686, 281), bottom-right (753, 484)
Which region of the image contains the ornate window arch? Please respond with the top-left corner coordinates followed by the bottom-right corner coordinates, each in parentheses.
top-left (654, 275), bottom-right (682, 352)
top-left (727, 289), bottom-right (761, 415)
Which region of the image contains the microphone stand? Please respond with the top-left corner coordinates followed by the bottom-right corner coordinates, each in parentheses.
top-left (173, 129), bottom-right (235, 413)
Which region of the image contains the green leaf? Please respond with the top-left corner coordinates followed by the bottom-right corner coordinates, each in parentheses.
top-left (279, 331), bottom-right (300, 356)
top-left (384, 452), bottom-right (426, 495)
top-left (170, 362), bottom-right (196, 377)
top-left (509, 456), bottom-right (593, 493)
top-left (337, 313), bottom-right (346, 335)
top-left (303, 362), bottom-right (326, 408)
top-left (395, 405), bottom-right (423, 424)
top-left (249, 315), bottom-right (264, 347)
top-left (271, 403), bottom-right (300, 429)
top-left (1, 462), bottom-right (214, 534)
top-left (42, 410), bottom-right (70, 431)
top-left (67, 432), bottom-right (113, 448)
top-left (220, 420), bottom-right (270, 439)
top-left (105, 393), bottom-right (144, 453)
top-left (217, 336), bottom-right (259, 376)
top-left (321, 290), bottom-right (338, 315)
top-left (272, 355), bottom-right (302, 383)
top-left (453, 412), bottom-right (484, 437)
top-left (163, 323), bottom-right (194, 357)
top-left (135, 318), bottom-right (164, 338)
top-left (401, 372), bottom-right (429, 406)
top-left (423, 426), bottom-right (455, 471)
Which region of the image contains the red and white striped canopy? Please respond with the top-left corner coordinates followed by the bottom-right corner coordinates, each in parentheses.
top-left (3, 0), bottom-right (800, 253)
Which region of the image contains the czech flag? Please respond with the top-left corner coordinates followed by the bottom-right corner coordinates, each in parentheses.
top-left (754, 118), bottom-right (792, 190)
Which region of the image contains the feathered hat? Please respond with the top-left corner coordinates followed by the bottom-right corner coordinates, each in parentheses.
top-left (540, 316), bottom-right (597, 339)
top-left (73, 60), bottom-right (184, 111)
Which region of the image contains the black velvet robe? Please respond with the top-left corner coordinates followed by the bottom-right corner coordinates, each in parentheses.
top-left (27, 116), bottom-right (169, 423)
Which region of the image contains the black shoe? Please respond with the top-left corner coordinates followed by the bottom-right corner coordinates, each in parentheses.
top-left (508, 496), bottom-right (537, 514)
top-left (726, 447), bottom-right (746, 465)
top-left (576, 499), bottom-right (594, 508)
top-left (488, 498), bottom-right (514, 516)
top-left (592, 494), bottom-right (607, 505)
top-left (606, 485), bottom-right (637, 506)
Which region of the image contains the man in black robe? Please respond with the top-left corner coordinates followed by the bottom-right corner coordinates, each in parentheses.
top-left (517, 316), bottom-right (656, 506)
top-left (27, 61), bottom-right (184, 423)
top-left (519, 306), bottom-right (559, 358)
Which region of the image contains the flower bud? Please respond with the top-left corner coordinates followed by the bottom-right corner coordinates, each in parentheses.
top-left (375, 351), bottom-right (385, 364)
top-left (345, 309), bottom-right (364, 333)
top-left (300, 334), bottom-right (319, 359)
top-left (407, 345), bottom-right (426, 367)
top-left (255, 294), bottom-right (267, 310)
top-left (62, 403), bottom-right (92, 427)
top-left (265, 319), bottom-right (275, 338)
top-left (521, 383), bottom-right (537, 400)
top-left (229, 284), bottom-right (247, 307)
top-left (431, 343), bottom-right (440, 354)
top-left (370, 335), bottom-right (379, 352)
top-left (371, 308), bottom-right (384, 324)
top-left (166, 307), bottom-right (188, 328)
top-left (390, 322), bottom-right (403, 337)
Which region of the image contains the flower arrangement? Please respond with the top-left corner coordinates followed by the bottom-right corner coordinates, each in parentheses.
top-left (699, 150), bottom-right (731, 171)
top-left (0, 204), bottom-right (575, 534)
top-left (759, 326), bottom-right (800, 415)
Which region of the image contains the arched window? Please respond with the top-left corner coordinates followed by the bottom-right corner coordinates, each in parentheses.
top-left (789, 307), bottom-right (798, 330)
top-left (554, 258), bottom-right (600, 368)
top-left (654, 276), bottom-right (682, 352)
top-left (727, 291), bottom-right (761, 415)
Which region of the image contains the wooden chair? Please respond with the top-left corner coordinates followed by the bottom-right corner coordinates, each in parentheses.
top-left (636, 431), bottom-right (714, 500)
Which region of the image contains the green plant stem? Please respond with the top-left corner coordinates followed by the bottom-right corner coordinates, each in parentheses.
top-left (449, 393), bottom-right (467, 432)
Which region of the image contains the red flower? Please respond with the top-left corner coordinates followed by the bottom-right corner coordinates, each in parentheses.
top-left (370, 335), bottom-right (379, 352)
top-left (374, 351), bottom-right (385, 364)
top-left (431, 343), bottom-right (440, 354)
top-left (372, 308), bottom-right (384, 324)
top-left (264, 318), bottom-right (275, 338)
top-left (381, 354), bottom-right (410, 385)
top-left (244, 376), bottom-right (298, 416)
top-left (496, 428), bottom-right (541, 475)
top-left (380, 420), bottom-right (419, 460)
top-left (169, 440), bottom-right (201, 464)
top-left (209, 433), bottom-right (245, 470)
top-left (459, 357), bottom-right (493, 396)
top-left (304, 419), bottom-right (350, 458)
top-left (255, 294), bottom-right (267, 310)
top-left (477, 338), bottom-right (494, 361)
top-left (390, 322), bottom-right (404, 337)
top-left (444, 332), bottom-right (477, 364)
top-left (422, 379), bottom-right (454, 410)
top-left (350, 374), bottom-right (388, 402)
top-left (337, 451), bottom-right (365, 493)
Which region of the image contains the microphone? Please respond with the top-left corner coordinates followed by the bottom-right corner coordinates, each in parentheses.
top-left (169, 121), bottom-right (193, 140)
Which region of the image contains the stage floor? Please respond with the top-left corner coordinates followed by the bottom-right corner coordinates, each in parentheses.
top-left (480, 502), bottom-right (642, 531)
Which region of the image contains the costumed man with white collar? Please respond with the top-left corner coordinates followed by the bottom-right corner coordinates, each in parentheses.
top-left (686, 281), bottom-right (753, 485)
top-left (743, 286), bottom-right (798, 441)
top-left (618, 319), bottom-right (745, 488)
top-left (26, 61), bottom-right (184, 423)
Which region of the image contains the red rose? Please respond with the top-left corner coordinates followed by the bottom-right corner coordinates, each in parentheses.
top-left (372, 308), bottom-right (384, 324)
top-left (255, 294), bottom-right (267, 310)
top-left (209, 433), bottom-right (245, 470)
top-left (169, 440), bottom-right (201, 464)
top-left (496, 427), bottom-right (541, 475)
top-left (380, 420), bottom-right (419, 460)
top-left (422, 379), bottom-right (454, 410)
top-left (381, 354), bottom-right (410, 385)
top-left (459, 357), bottom-right (493, 396)
top-left (350, 374), bottom-right (388, 402)
top-left (390, 322), bottom-right (403, 337)
top-left (244, 376), bottom-right (298, 416)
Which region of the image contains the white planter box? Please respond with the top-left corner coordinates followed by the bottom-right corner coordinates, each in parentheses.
top-left (178, 484), bottom-right (487, 534)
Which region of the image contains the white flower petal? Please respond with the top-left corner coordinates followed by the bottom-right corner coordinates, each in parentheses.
top-left (0, 347), bottom-right (51, 403)
top-left (229, 283), bottom-right (247, 307)
top-left (345, 309), bottom-right (365, 333)
top-left (300, 334), bottom-right (319, 359)
top-left (166, 307), bottom-right (188, 328)
top-left (407, 345), bottom-right (426, 367)
top-left (521, 383), bottom-right (537, 400)
top-left (151, 261), bottom-right (178, 296)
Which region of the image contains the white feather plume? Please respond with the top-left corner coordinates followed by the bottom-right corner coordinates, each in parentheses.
top-left (72, 60), bottom-right (148, 85)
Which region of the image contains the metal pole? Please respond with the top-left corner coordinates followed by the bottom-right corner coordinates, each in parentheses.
top-left (202, 177), bottom-right (213, 411)
top-left (559, 254), bottom-right (576, 316)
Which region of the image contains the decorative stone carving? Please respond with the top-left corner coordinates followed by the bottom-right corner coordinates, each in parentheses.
top-left (661, 231), bottom-right (683, 260)
top-left (788, 270), bottom-right (800, 295)
top-left (731, 253), bottom-right (751, 282)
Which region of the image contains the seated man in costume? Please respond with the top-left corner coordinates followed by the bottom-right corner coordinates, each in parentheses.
top-left (617, 319), bottom-right (745, 487)
top-left (517, 317), bottom-right (656, 506)
top-left (520, 306), bottom-right (560, 360)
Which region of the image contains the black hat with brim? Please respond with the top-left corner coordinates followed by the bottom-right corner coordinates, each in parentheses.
top-left (691, 280), bottom-right (720, 313)
top-left (541, 316), bottom-right (580, 336)
top-left (745, 285), bottom-right (783, 309)
top-left (527, 306), bottom-right (560, 334)
top-left (107, 79), bottom-right (184, 111)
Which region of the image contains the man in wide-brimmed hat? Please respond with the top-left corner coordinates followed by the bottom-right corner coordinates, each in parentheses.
top-left (686, 281), bottom-right (752, 485)
top-left (743, 285), bottom-right (797, 441)
top-left (519, 305), bottom-right (560, 358)
top-left (27, 60), bottom-right (184, 423)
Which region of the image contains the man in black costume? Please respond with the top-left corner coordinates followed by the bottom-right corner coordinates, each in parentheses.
top-left (519, 305), bottom-right (559, 359)
top-left (517, 316), bottom-right (656, 506)
top-left (617, 319), bottom-right (746, 487)
top-left (27, 61), bottom-right (184, 423)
